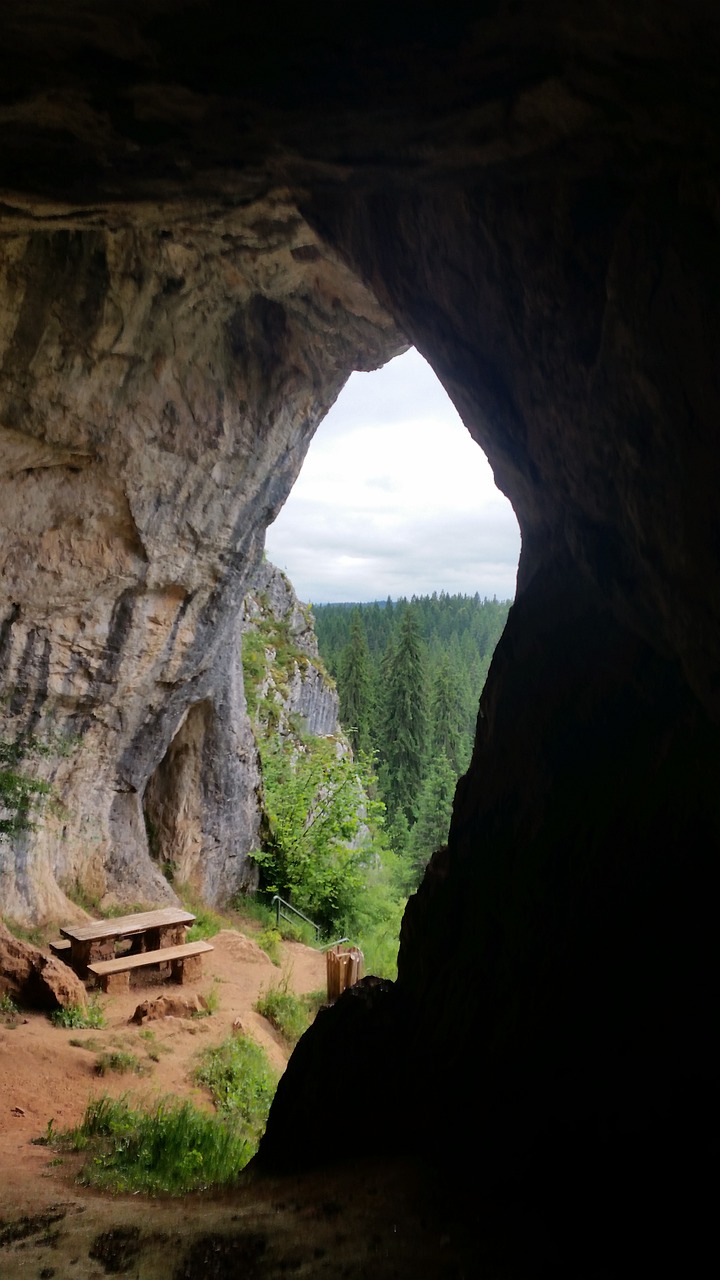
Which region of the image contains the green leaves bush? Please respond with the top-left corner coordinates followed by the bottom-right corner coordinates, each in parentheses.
top-left (254, 735), bottom-right (376, 935)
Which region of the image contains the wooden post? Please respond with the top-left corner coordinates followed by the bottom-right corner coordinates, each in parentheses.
top-left (326, 946), bottom-right (364, 1001)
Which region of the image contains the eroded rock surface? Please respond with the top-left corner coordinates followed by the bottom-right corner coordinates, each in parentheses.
top-left (0, 919), bottom-right (87, 1010)
top-left (242, 561), bottom-right (340, 738)
top-left (0, 207), bottom-right (402, 921)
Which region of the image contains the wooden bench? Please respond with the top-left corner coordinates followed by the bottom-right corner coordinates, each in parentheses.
top-left (87, 940), bottom-right (214, 995)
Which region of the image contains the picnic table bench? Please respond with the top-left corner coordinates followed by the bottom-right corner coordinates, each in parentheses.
top-left (60, 907), bottom-right (196, 978)
top-left (88, 939), bottom-right (215, 995)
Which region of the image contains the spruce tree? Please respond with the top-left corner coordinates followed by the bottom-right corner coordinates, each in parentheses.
top-left (430, 654), bottom-right (469, 773)
top-left (409, 751), bottom-right (457, 887)
top-left (338, 610), bottom-right (373, 756)
top-left (382, 606), bottom-right (428, 822)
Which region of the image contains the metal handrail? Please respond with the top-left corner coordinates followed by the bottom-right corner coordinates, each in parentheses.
top-left (270, 894), bottom-right (321, 941)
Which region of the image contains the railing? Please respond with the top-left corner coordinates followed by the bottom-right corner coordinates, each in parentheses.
top-left (270, 894), bottom-right (321, 941)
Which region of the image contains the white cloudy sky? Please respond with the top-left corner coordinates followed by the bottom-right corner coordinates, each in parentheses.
top-left (265, 348), bottom-right (521, 604)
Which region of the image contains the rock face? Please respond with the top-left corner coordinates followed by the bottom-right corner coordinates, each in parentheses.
top-left (1, 0), bottom-right (719, 1247)
top-left (0, 919), bottom-right (87, 1011)
top-left (242, 561), bottom-right (340, 739)
top-left (0, 207), bottom-right (402, 922)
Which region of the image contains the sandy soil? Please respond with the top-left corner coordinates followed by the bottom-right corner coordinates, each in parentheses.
top-left (0, 931), bottom-right (480, 1278)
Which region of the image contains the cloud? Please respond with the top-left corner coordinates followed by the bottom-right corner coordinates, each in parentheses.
top-left (265, 349), bottom-right (521, 602)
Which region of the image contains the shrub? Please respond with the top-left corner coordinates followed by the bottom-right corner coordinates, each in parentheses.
top-left (50, 999), bottom-right (105, 1029)
top-left (256, 927), bottom-right (282, 965)
top-left (0, 991), bottom-right (18, 1015)
top-left (254, 974), bottom-right (309, 1046)
top-left (58, 1094), bottom-right (252, 1194)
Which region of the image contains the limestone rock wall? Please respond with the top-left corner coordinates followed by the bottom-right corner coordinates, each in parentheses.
top-left (0, 208), bottom-right (403, 922)
top-left (242, 561), bottom-right (340, 740)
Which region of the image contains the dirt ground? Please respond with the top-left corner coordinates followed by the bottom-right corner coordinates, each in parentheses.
top-left (0, 928), bottom-right (483, 1279)
top-left (0, 930), bottom-right (324, 1205)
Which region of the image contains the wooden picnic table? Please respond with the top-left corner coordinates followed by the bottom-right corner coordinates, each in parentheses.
top-left (60, 907), bottom-right (195, 977)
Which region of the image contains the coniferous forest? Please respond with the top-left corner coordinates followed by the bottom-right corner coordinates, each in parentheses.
top-left (313, 594), bottom-right (511, 887)
top-left (243, 588), bottom-right (511, 977)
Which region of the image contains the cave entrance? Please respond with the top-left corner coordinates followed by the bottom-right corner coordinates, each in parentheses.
top-left (256, 347), bottom-right (520, 973)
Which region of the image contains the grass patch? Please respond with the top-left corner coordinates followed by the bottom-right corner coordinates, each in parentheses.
top-left (195, 1033), bottom-right (277, 1145)
top-left (254, 973), bottom-right (309, 1046)
top-left (191, 984), bottom-right (220, 1018)
top-left (56, 1094), bottom-right (253, 1194)
top-left (69, 1036), bottom-right (103, 1052)
top-left (177, 882), bottom-right (230, 942)
top-left (138, 1029), bottom-right (171, 1062)
top-left (1, 916), bottom-right (47, 947)
top-left (50, 999), bottom-right (105, 1029)
top-left (302, 988), bottom-right (329, 1020)
top-left (95, 1051), bottom-right (147, 1077)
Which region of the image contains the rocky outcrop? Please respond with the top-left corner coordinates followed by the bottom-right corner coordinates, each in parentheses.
top-left (0, 210), bottom-right (402, 922)
top-left (0, 919), bottom-right (87, 1011)
top-left (242, 561), bottom-right (340, 739)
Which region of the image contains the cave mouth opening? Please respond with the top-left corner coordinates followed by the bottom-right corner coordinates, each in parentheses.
top-left (255, 346), bottom-right (521, 972)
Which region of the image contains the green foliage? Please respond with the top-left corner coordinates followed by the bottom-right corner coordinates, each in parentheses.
top-left (241, 588), bottom-right (510, 980)
top-left (56, 1094), bottom-right (252, 1194)
top-left (95, 1050), bottom-right (146, 1077)
top-left (1, 916), bottom-right (46, 946)
top-left (256, 927), bottom-right (283, 965)
top-left (339, 610), bottom-right (373, 755)
top-left (177, 882), bottom-right (229, 941)
top-left (195, 1033), bottom-right (277, 1146)
top-left (50, 999), bottom-right (105, 1029)
top-left (254, 734), bottom-right (374, 934)
top-left (409, 752), bottom-right (457, 887)
top-left (255, 972), bottom-right (309, 1046)
top-left (0, 738), bottom-right (52, 837)
top-left (313, 592), bottom-right (511, 915)
top-left (380, 606), bottom-right (429, 822)
top-left (0, 991), bottom-right (19, 1021)
top-left (138, 1028), bottom-right (171, 1062)
top-left (0, 728), bottom-right (78, 838)
top-left (302, 989), bottom-right (328, 1020)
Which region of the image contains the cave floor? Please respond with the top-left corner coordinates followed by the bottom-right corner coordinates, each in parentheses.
top-left (0, 1154), bottom-right (491, 1280)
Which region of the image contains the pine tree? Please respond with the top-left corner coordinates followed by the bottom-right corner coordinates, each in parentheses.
top-left (338, 610), bottom-right (373, 755)
top-left (382, 606), bottom-right (428, 822)
top-left (430, 654), bottom-right (469, 773)
top-left (409, 751), bottom-right (457, 887)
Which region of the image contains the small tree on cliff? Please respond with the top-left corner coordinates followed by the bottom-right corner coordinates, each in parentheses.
top-left (0, 738), bottom-right (52, 838)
